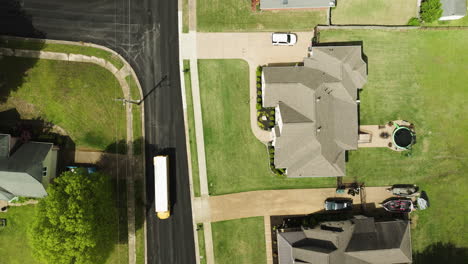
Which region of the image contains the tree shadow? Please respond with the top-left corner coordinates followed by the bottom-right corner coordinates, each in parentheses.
top-left (413, 242), bottom-right (468, 264)
top-left (0, 0), bottom-right (46, 103)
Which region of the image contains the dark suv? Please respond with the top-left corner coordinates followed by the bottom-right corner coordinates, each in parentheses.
top-left (324, 198), bottom-right (353, 211)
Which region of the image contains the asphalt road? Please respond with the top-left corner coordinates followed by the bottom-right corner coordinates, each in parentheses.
top-left (0, 0), bottom-right (196, 263)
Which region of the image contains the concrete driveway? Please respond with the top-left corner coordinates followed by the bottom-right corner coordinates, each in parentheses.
top-left (193, 187), bottom-right (394, 223)
top-left (196, 32), bottom-right (313, 64)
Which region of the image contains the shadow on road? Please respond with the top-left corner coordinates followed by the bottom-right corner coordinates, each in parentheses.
top-left (0, 0), bottom-right (46, 103)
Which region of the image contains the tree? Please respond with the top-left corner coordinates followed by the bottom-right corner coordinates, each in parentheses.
top-left (28, 169), bottom-right (116, 264)
top-left (420, 0), bottom-right (443, 23)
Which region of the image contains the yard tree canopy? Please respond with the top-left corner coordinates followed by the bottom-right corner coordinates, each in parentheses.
top-left (28, 169), bottom-right (116, 264)
top-left (420, 0), bottom-right (443, 22)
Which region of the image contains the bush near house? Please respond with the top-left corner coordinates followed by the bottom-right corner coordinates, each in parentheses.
top-left (420, 0), bottom-right (443, 22)
top-left (407, 17), bottom-right (422, 26)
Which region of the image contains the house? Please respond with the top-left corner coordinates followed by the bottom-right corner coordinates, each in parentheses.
top-left (260, 0), bottom-right (336, 10)
top-left (0, 134), bottom-right (57, 201)
top-left (277, 216), bottom-right (412, 264)
top-left (439, 0), bottom-right (467, 20)
top-left (261, 46), bottom-right (367, 177)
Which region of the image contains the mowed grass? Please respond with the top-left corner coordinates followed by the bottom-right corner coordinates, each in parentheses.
top-left (0, 57), bottom-right (126, 150)
top-left (0, 205), bottom-right (42, 264)
top-left (198, 59), bottom-right (335, 195)
top-left (183, 0), bottom-right (189, 32)
top-left (197, 224), bottom-right (207, 264)
top-left (126, 75), bottom-right (143, 155)
top-left (197, 0), bottom-right (327, 32)
top-left (212, 217), bottom-right (266, 264)
top-left (319, 29), bottom-right (468, 253)
top-left (331, 0), bottom-right (418, 25)
top-left (184, 60), bottom-right (202, 197)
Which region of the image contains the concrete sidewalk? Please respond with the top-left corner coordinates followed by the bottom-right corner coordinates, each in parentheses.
top-left (193, 187), bottom-right (393, 223)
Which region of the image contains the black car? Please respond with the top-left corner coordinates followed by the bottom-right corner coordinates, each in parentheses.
top-left (324, 198), bottom-right (353, 211)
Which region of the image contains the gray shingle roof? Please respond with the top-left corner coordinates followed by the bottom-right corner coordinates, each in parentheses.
top-left (440, 0), bottom-right (467, 19)
top-left (0, 139), bottom-right (52, 199)
top-left (261, 0), bottom-right (336, 10)
top-left (0, 134), bottom-right (10, 158)
top-left (277, 216), bottom-right (412, 264)
top-left (263, 46), bottom-right (367, 177)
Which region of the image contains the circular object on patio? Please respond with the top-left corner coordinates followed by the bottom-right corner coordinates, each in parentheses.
top-left (393, 126), bottom-right (414, 149)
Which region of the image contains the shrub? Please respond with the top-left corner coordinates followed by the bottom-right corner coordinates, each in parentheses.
top-left (269, 116), bottom-right (275, 121)
top-left (269, 121), bottom-right (275, 126)
top-left (420, 0), bottom-right (442, 23)
top-left (256, 103), bottom-right (262, 110)
top-left (407, 17), bottom-right (421, 26)
top-left (270, 110), bottom-right (275, 115)
top-left (269, 153), bottom-right (274, 158)
top-left (269, 148), bottom-right (275, 154)
top-left (257, 98), bottom-right (262, 103)
top-left (256, 66), bottom-right (262, 76)
top-left (257, 83), bottom-right (261, 88)
top-left (257, 121), bottom-right (264, 129)
top-left (256, 77), bottom-right (261, 82)
top-left (257, 91), bottom-right (262, 96)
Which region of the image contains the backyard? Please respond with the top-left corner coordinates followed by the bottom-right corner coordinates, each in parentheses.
top-left (0, 57), bottom-right (126, 151)
top-left (198, 59), bottom-right (336, 195)
top-left (212, 217), bottom-right (266, 264)
top-left (197, 0), bottom-right (327, 32)
top-left (331, 0), bottom-right (418, 25)
top-left (319, 28), bottom-right (468, 255)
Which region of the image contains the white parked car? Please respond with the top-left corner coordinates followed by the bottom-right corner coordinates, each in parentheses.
top-left (272, 32), bottom-right (297, 46)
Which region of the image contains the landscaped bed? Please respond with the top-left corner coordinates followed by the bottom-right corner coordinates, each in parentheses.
top-left (197, 59), bottom-right (336, 195)
top-left (318, 28), bottom-right (468, 257)
top-left (0, 57), bottom-right (126, 151)
top-left (197, 0), bottom-right (327, 32)
top-left (331, 0), bottom-right (419, 25)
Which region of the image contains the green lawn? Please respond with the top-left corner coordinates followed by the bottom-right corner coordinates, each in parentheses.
top-left (197, 224), bottom-right (207, 264)
top-left (184, 60), bottom-right (201, 197)
top-left (198, 59), bottom-right (335, 195)
top-left (0, 39), bottom-right (124, 69)
top-left (319, 29), bottom-right (468, 254)
top-left (331, 0), bottom-right (418, 25)
top-left (212, 217), bottom-right (266, 264)
top-left (197, 0), bottom-right (327, 32)
top-left (183, 0), bottom-right (189, 33)
top-left (126, 75), bottom-right (143, 155)
top-left (0, 57), bottom-right (126, 151)
top-left (135, 179), bottom-right (145, 264)
top-left (0, 205), bottom-right (41, 264)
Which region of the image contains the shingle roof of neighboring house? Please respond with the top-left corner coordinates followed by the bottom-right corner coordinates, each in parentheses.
top-left (277, 216), bottom-right (412, 264)
top-left (0, 136), bottom-right (52, 199)
top-left (263, 46), bottom-right (367, 177)
top-left (0, 134), bottom-right (10, 158)
top-left (261, 0), bottom-right (336, 10)
top-left (440, 0), bottom-right (467, 20)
